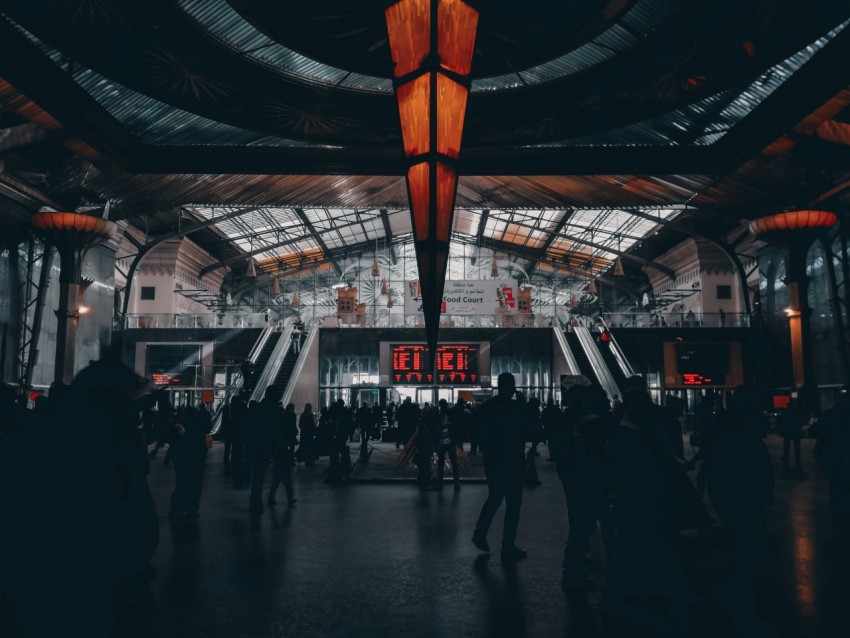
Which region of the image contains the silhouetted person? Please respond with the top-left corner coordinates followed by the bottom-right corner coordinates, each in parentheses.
top-left (525, 396), bottom-right (543, 459)
top-left (247, 396), bottom-right (276, 514)
top-left (269, 403), bottom-right (297, 506)
top-left (706, 387), bottom-right (775, 637)
top-left (779, 397), bottom-right (807, 472)
top-left (241, 358), bottom-right (255, 392)
top-left (551, 385), bottom-right (611, 591)
top-left (284, 402), bottom-right (299, 465)
top-left (472, 372), bottom-right (529, 562)
top-left (229, 397), bottom-right (250, 488)
top-left (149, 396), bottom-right (176, 459)
top-left (815, 391), bottom-right (850, 523)
top-left (602, 388), bottom-right (690, 636)
top-left (221, 397), bottom-right (236, 474)
top-left (436, 398), bottom-right (461, 490)
top-left (296, 403), bottom-right (318, 465)
top-left (417, 403), bottom-right (438, 489)
top-left (167, 407), bottom-right (209, 518)
top-left (397, 396), bottom-right (420, 450)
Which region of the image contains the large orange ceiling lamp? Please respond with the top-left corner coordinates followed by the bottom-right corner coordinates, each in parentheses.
top-left (386, 0), bottom-right (478, 358)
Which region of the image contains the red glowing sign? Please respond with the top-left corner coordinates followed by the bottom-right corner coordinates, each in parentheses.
top-left (682, 373), bottom-right (714, 386)
top-left (392, 344), bottom-right (479, 385)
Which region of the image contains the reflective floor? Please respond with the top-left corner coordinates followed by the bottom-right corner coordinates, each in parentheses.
top-left (19, 437), bottom-right (849, 637)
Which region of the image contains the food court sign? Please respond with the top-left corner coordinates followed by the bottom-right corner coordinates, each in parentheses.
top-left (405, 279), bottom-right (518, 315)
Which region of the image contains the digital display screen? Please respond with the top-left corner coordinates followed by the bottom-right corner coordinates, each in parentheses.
top-left (392, 344), bottom-right (479, 384)
top-left (146, 345), bottom-right (200, 386)
top-left (675, 343), bottom-right (730, 386)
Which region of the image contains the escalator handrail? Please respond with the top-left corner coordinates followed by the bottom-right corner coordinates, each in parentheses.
top-left (250, 320), bottom-right (294, 403)
top-left (597, 316), bottom-right (636, 378)
top-left (574, 326), bottom-right (622, 401)
top-left (279, 323), bottom-right (318, 408)
top-left (247, 322), bottom-right (276, 364)
top-left (553, 327), bottom-right (582, 376)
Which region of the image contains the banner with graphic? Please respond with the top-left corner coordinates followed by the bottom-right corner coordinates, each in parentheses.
top-left (404, 279), bottom-right (518, 315)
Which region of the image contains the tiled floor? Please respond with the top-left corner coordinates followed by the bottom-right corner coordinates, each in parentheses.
top-left (7, 436), bottom-right (846, 637)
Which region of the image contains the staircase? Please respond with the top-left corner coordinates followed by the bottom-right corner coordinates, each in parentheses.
top-left (265, 333), bottom-right (307, 404)
top-left (565, 331), bottom-right (597, 382)
top-left (248, 332), bottom-right (281, 394)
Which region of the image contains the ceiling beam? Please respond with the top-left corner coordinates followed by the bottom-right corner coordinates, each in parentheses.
top-left (529, 208), bottom-right (573, 277)
top-left (294, 207), bottom-right (341, 276)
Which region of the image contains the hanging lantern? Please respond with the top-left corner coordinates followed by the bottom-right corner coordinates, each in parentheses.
top-left (246, 257), bottom-right (256, 278)
top-left (380, 278), bottom-right (389, 295)
top-left (490, 256), bottom-right (499, 278)
top-left (371, 257), bottom-right (381, 278)
top-left (272, 277), bottom-right (281, 295)
top-left (386, 0), bottom-right (478, 357)
top-left (387, 292), bottom-right (394, 309)
top-left (588, 278), bottom-right (598, 295)
top-left (292, 292), bottom-right (300, 308)
top-left (613, 258), bottom-right (625, 277)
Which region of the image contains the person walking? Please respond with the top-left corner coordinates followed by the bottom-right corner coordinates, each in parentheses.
top-left (472, 372), bottom-right (530, 562)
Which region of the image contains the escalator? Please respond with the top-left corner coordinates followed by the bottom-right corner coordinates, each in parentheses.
top-left (565, 331), bottom-right (598, 382)
top-left (265, 332), bottom-right (307, 403)
top-left (248, 331), bottom-right (281, 394)
top-left (599, 343), bottom-right (628, 390)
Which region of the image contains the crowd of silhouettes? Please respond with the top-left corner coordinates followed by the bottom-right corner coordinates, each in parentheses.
top-left (4, 352), bottom-right (850, 638)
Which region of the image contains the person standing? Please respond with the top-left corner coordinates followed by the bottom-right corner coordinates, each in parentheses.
top-left (472, 372), bottom-right (530, 562)
top-left (269, 403), bottom-right (297, 507)
top-left (706, 387), bottom-right (775, 638)
top-left (284, 402), bottom-right (299, 466)
top-left (247, 396), bottom-right (275, 514)
top-left (779, 396), bottom-right (807, 472)
top-left (241, 358), bottom-right (255, 392)
top-left (436, 399), bottom-right (461, 491)
top-left (291, 323), bottom-right (302, 354)
top-left (296, 403), bottom-right (318, 465)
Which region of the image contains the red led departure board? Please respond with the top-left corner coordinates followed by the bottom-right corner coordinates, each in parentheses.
top-left (392, 344), bottom-right (479, 384)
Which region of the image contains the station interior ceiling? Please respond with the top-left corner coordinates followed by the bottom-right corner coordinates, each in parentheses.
top-left (2, 1), bottom-right (850, 301)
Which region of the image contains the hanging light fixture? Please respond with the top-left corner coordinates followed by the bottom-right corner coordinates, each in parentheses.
top-left (226, 292), bottom-right (233, 306)
top-left (292, 291), bottom-right (300, 308)
top-left (246, 257), bottom-right (256, 278)
top-left (272, 277), bottom-right (281, 295)
top-left (387, 291), bottom-right (394, 308)
top-left (490, 253), bottom-right (499, 278)
top-left (570, 292), bottom-right (578, 308)
top-left (613, 257), bottom-right (625, 277)
top-left (587, 278), bottom-right (598, 295)
top-left (386, 0), bottom-right (478, 357)
top-left (371, 256), bottom-right (381, 278)
top-left (380, 278), bottom-right (389, 295)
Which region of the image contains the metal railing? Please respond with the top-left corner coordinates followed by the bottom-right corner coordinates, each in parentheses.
top-left (326, 312), bottom-right (560, 328)
top-left (124, 312), bottom-right (274, 329)
top-left (601, 311), bottom-right (750, 328)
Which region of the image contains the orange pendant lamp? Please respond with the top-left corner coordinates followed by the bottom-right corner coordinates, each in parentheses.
top-left (386, 0), bottom-right (478, 358)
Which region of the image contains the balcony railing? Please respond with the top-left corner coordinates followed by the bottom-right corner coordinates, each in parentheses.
top-left (601, 311), bottom-right (750, 328)
top-left (124, 313), bottom-right (272, 329)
